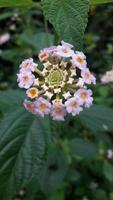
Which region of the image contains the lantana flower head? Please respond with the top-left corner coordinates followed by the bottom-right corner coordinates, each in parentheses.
top-left (17, 41), bottom-right (96, 121)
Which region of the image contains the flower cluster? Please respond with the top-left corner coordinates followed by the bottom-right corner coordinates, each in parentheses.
top-left (17, 41), bottom-right (96, 121)
top-left (101, 68), bottom-right (113, 84)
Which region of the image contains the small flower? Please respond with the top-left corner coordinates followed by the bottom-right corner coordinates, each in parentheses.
top-left (26, 87), bottom-right (39, 99)
top-left (71, 51), bottom-right (86, 69)
top-left (67, 77), bottom-right (74, 84)
top-left (56, 41), bottom-right (74, 57)
top-left (107, 149), bottom-right (113, 159)
top-left (38, 51), bottom-right (49, 62)
top-left (65, 97), bottom-right (83, 116)
top-left (43, 61), bottom-right (52, 68)
top-left (101, 68), bottom-right (113, 84)
top-left (42, 68), bottom-right (48, 76)
top-left (20, 58), bottom-right (37, 72)
top-left (101, 75), bottom-right (109, 84)
top-left (81, 68), bottom-right (96, 85)
top-left (63, 91), bottom-right (71, 99)
top-left (41, 84), bottom-right (48, 91)
top-left (34, 78), bottom-right (40, 86)
top-left (54, 88), bottom-right (61, 94)
top-left (44, 91), bottom-right (53, 99)
top-left (0, 33), bottom-right (10, 45)
top-left (51, 102), bottom-right (66, 121)
top-left (75, 88), bottom-right (93, 107)
top-left (76, 78), bottom-right (84, 87)
top-left (70, 69), bottom-right (76, 77)
top-left (60, 61), bottom-right (67, 68)
top-left (23, 100), bottom-right (36, 114)
top-left (34, 97), bottom-right (51, 117)
top-left (61, 40), bottom-right (73, 49)
top-left (17, 71), bottom-right (35, 89)
top-left (42, 46), bottom-right (57, 54)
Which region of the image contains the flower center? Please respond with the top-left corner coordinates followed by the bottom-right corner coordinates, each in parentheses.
top-left (39, 103), bottom-right (47, 111)
top-left (24, 63), bottom-right (29, 68)
top-left (29, 89), bottom-right (37, 96)
top-left (85, 72), bottom-right (91, 79)
top-left (26, 103), bottom-right (34, 112)
top-left (77, 56), bottom-right (84, 64)
top-left (54, 107), bottom-right (63, 115)
top-left (62, 48), bottom-right (68, 53)
top-left (23, 76), bottom-right (29, 82)
top-left (71, 101), bottom-right (77, 108)
top-left (80, 92), bottom-right (87, 99)
top-left (47, 68), bottom-right (64, 87)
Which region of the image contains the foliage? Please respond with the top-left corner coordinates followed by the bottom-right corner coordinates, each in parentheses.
top-left (91, 0), bottom-right (113, 4)
top-left (42, 0), bottom-right (89, 49)
top-left (0, 0), bottom-right (113, 200)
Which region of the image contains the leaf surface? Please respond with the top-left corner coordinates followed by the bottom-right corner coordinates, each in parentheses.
top-left (42, 0), bottom-right (89, 49)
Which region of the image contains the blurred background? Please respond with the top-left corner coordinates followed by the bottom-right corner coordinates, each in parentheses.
top-left (0, 3), bottom-right (113, 200)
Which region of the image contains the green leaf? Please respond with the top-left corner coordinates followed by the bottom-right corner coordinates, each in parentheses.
top-left (103, 161), bottom-right (113, 182)
top-left (92, 189), bottom-right (108, 200)
top-left (0, 0), bottom-right (33, 7)
top-left (0, 90), bottom-right (25, 114)
top-left (67, 169), bottom-right (81, 183)
top-left (0, 90), bottom-right (52, 199)
top-left (0, 12), bottom-right (13, 20)
top-left (90, 0), bottom-right (113, 4)
top-left (69, 138), bottom-right (98, 160)
top-left (39, 145), bottom-right (69, 193)
top-left (19, 32), bottom-right (54, 52)
top-left (48, 190), bottom-right (65, 200)
top-left (79, 105), bottom-right (113, 133)
top-left (42, 0), bottom-right (89, 49)
top-left (0, 49), bottom-right (22, 61)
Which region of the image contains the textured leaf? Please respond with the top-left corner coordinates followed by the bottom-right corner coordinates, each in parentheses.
top-left (0, 90), bottom-right (52, 199)
top-left (42, 0), bottom-right (89, 49)
top-left (79, 105), bottom-right (113, 133)
top-left (0, 90), bottom-right (25, 114)
top-left (90, 0), bottom-right (113, 4)
top-left (0, 0), bottom-right (33, 7)
top-left (19, 32), bottom-right (54, 53)
top-left (39, 145), bottom-right (68, 193)
top-left (69, 138), bottom-right (98, 160)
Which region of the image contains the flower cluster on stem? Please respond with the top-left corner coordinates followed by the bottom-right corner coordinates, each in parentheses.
top-left (17, 41), bottom-right (96, 121)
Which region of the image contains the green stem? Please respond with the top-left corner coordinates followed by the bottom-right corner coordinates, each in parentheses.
top-left (44, 17), bottom-right (49, 45)
top-left (44, 18), bottom-right (49, 33)
top-left (50, 119), bottom-right (63, 142)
